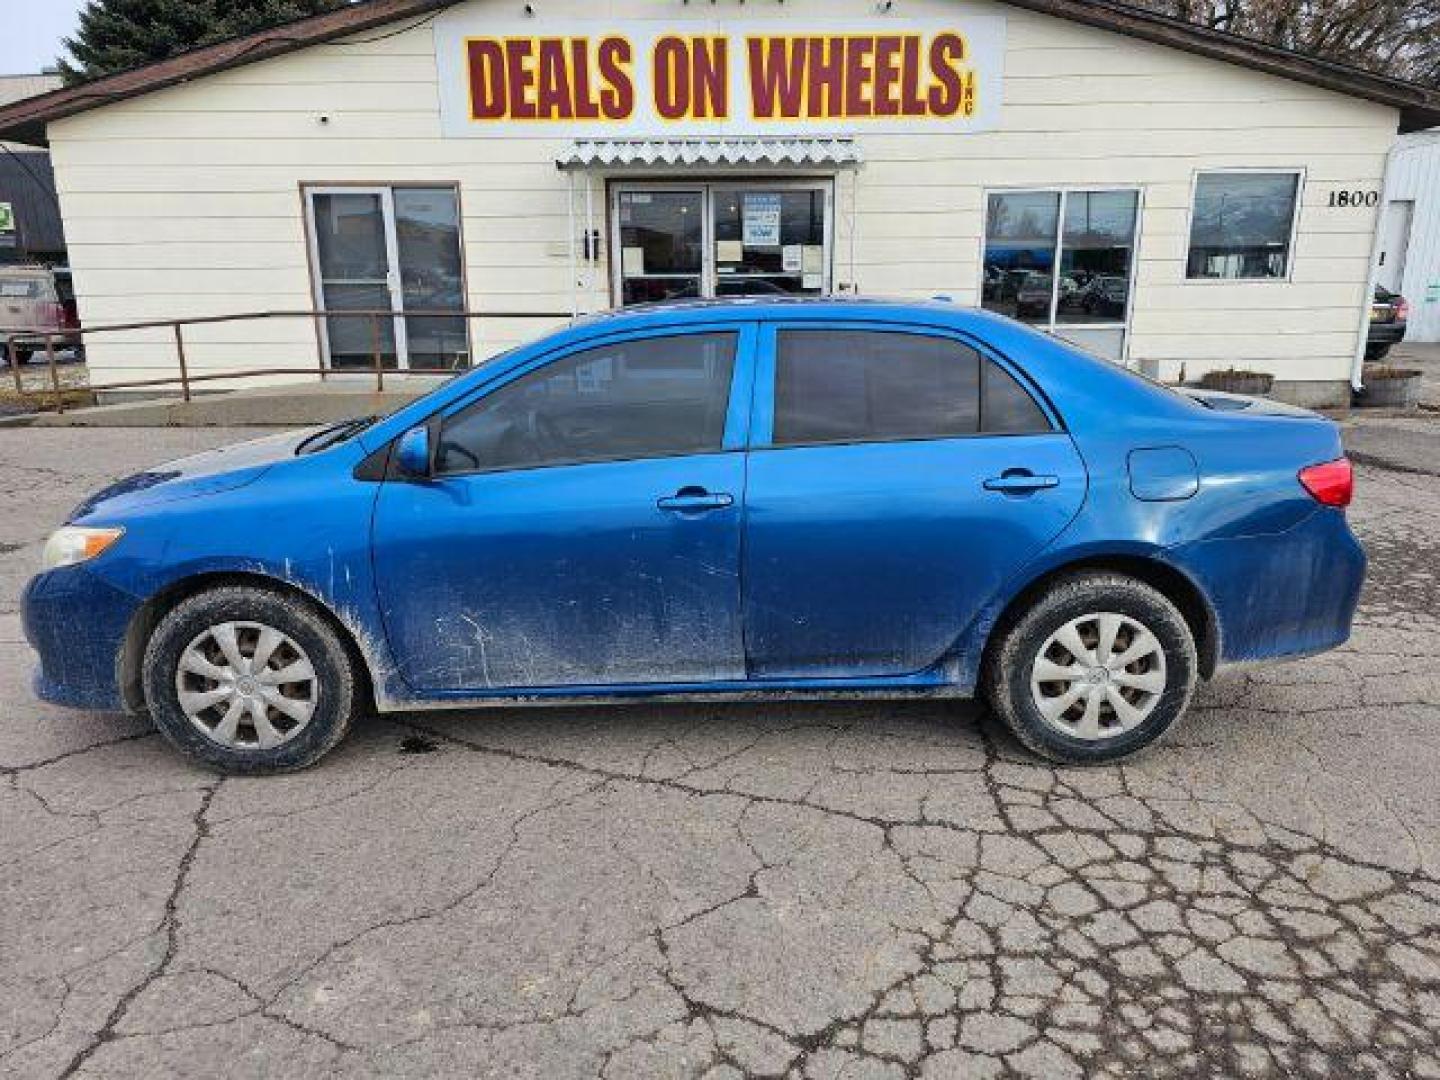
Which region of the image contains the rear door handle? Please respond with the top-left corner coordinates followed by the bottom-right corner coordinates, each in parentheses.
top-left (984, 471), bottom-right (1059, 493)
top-left (658, 487), bottom-right (734, 513)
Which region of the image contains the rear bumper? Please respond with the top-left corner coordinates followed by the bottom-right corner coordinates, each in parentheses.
top-left (21, 568), bottom-right (139, 712)
top-left (1169, 508), bottom-right (1365, 666)
top-left (1367, 321), bottom-right (1407, 347)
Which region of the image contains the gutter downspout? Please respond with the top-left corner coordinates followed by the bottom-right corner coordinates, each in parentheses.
top-left (1351, 136), bottom-right (1404, 394)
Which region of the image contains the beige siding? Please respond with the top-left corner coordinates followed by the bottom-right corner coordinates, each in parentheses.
top-left (47, 0), bottom-right (1398, 386)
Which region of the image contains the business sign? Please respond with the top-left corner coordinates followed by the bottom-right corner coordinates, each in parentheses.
top-left (434, 15), bottom-right (1005, 138)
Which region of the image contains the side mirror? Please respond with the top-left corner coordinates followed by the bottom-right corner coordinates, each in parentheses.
top-left (395, 425), bottom-right (431, 478)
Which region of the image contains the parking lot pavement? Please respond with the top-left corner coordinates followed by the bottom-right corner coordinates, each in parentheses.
top-left (1, 426), bottom-right (1438, 1080)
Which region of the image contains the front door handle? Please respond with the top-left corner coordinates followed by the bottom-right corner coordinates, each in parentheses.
top-left (984, 470), bottom-right (1059, 494)
top-left (658, 487), bottom-right (734, 513)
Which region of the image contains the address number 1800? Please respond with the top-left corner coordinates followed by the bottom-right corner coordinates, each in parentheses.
top-left (1329, 190), bottom-right (1380, 208)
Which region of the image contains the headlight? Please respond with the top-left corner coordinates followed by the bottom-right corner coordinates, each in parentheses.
top-left (41, 526), bottom-right (125, 571)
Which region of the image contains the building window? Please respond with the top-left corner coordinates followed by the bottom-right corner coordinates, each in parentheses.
top-left (1186, 171), bottom-right (1300, 281)
top-left (982, 188), bottom-right (1139, 362)
top-left (613, 182), bottom-right (832, 306)
top-left (304, 185), bottom-right (468, 371)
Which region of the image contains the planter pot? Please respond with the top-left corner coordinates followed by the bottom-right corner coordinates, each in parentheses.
top-left (1359, 367), bottom-right (1422, 409)
top-left (1199, 370), bottom-right (1274, 397)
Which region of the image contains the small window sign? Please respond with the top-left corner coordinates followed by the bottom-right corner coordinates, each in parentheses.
top-left (0, 202), bottom-right (14, 235)
top-left (742, 193), bottom-right (782, 247)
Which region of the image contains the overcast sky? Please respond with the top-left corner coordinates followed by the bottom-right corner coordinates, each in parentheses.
top-left (1, 0), bottom-right (85, 75)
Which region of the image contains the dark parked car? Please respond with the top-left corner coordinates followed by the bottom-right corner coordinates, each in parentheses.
top-left (1367, 285), bottom-right (1408, 361)
top-left (1081, 276), bottom-right (1130, 319)
top-left (24, 298), bottom-right (1364, 773)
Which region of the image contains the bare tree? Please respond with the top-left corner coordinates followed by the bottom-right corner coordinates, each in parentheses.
top-left (1131, 0), bottom-right (1440, 87)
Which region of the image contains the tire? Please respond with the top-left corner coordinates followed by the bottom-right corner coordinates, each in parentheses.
top-left (983, 572), bottom-right (1197, 765)
top-left (142, 585), bottom-right (360, 774)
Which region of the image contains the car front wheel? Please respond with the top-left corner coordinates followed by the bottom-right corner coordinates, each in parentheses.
top-left (142, 585), bottom-right (360, 774)
top-left (983, 572), bottom-right (1197, 764)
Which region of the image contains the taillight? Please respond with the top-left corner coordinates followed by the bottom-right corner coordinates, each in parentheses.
top-left (41, 302), bottom-right (65, 329)
top-left (1395, 296), bottom-right (1410, 322)
top-left (1298, 458), bottom-right (1353, 508)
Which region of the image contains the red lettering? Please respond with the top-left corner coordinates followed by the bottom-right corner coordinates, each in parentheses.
top-left (899, 35), bottom-right (926, 116)
top-left (872, 35), bottom-right (902, 116)
top-left (843, 37), bottom-right (875, 116)
top-left (654, 37), bottom-right (689, 120)
top-left (536, 39), bottom-right (572, 119)
top-left (692, 37), bottom-right (728, 119)
top-left (747, 38), bottom-right (805, 119)
top-left (571, 38), bottom-right (599, 119)
top-left (806, 37), bottom-right (844, 118)
top-left (597, 37), bottom-right (634, 119)
top-left (504, 39), bottom-right (537, 119)
top-left (927, 32), bottom-right (967, 116)
top-left (467, 40), bottom-right (506, 119)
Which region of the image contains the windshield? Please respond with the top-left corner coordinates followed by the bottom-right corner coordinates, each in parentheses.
top-left (0, 278), bottom-right (50, 300)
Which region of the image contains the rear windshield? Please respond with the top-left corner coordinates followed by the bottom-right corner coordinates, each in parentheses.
top-left (0, 278), bottom-right (51, 300)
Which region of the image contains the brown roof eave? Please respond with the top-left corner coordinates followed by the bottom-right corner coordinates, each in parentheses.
top-left (1004, 0), bottom-right (1440, 127)
top-left (0, 0), bottom-right (464, 147)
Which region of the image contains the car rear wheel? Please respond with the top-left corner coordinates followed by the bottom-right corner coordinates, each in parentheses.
top-left (142, 585), bottom-right (360, 774)
top-left (983, 572), bottom-right (1197, 765)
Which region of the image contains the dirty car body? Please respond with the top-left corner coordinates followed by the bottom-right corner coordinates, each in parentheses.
top-left (23, 299), bottom-right (1365, 770)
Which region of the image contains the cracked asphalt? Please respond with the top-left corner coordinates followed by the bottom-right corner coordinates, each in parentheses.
top-left (1, 422), bottom-right (1438, 1080)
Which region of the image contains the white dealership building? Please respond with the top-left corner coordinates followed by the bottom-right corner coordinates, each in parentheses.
top-left (0, 0), bottom-right (1436, 405)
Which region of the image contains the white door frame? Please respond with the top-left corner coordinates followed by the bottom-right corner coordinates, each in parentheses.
top-left (609, 178), bottom-right (836, 305)
top-left (304, 185), bottom-right (411, 370)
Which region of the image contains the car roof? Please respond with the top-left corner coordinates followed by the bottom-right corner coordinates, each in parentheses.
top-left (570, 295), bottom-right (1002, 334)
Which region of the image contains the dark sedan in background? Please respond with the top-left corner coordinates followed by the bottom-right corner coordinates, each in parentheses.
top-left (1367, 285), bottom-right (1408, 361)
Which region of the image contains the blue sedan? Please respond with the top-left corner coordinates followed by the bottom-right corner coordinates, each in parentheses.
top-left (23, 299), bottom-right (1364, 772)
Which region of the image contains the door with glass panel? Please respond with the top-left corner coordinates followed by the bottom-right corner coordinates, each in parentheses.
top-left (305, 186), bottom-right (468, 371)
top-left (613, 183), bottom-right (831, 305)
top-left (981, 189), bottom-right (1140, 364)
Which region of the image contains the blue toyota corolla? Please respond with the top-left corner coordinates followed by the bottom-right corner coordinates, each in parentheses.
top-left (23, 299), bottom-right (1364, 772)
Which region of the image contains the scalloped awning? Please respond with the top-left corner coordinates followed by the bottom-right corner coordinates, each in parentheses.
top-left (557, 137), bottom-right (863, 170)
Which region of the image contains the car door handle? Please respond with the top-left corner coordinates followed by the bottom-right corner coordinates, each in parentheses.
top-left (657, 488), bottom-right (734, 513)
top-left (984, 471), bottom-right (1059, 493)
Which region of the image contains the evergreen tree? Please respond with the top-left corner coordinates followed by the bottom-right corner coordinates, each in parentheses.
top-left (59, 0), bottom-right (351, 85)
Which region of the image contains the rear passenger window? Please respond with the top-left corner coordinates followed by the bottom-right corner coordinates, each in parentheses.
top-left (771, 329), bottom-right (1050, 447)
top-left (983, 360), bottom-right (1052, 434)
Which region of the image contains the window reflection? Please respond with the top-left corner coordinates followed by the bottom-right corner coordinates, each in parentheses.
top-left (1058, 191), bottom-right (1137, 325)
top-left (395, 188), bottom-right (467, 371)
top-left (1187, 172), bottom-right (1299, 280)
top-left (983, 190), bottom-right (1137, 330)
top-left (982, 192), bottom-right (1059, 325)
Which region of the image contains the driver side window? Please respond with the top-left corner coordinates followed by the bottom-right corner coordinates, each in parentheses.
top-left (436, 332), bottom-right (737, 474)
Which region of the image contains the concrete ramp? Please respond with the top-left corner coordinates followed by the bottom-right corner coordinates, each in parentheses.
top-left (6, 382), bottom-right (436, 428)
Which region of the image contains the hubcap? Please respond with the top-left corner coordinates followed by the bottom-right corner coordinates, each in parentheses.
top-left (175, 621), bottom-right (318, 750)
top-left (1029, 612), bottom-right (1167, 741)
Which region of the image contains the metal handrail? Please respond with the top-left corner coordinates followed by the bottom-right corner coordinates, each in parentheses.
top-left (1, 308), bottom-right (573, 414)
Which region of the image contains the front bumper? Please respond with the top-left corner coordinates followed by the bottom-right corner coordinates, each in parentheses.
top-left (22, 567), bottom-right (141, 712)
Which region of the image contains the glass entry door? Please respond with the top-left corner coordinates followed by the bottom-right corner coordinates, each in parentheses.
top-left (614, 182), bottom-right (831, 306)
top-left (306, 186), bottom-right (468, 371)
